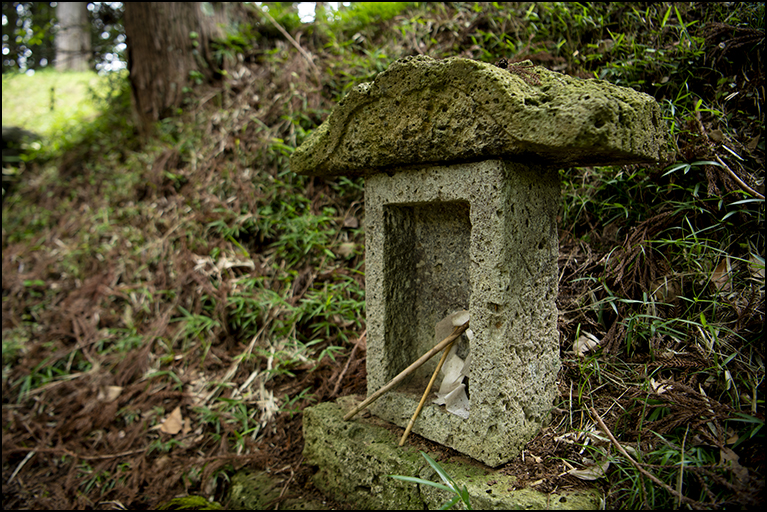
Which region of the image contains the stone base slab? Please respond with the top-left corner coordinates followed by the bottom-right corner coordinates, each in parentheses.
top-left (302, 398), bottom-right (601, 510)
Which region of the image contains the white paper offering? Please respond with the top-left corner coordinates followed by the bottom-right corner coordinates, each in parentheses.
top-left (432, 311), bottom-right (471, 418)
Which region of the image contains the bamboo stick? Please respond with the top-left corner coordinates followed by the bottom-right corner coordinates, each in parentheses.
top-left (343, 322), bottom-right (469, 421)
top-left (399, 336), bottom-right (457, 446)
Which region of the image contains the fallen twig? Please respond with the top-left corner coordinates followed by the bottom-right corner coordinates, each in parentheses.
top-left (333, 330), bottom-right (366, 396)
top-left (11, 446), bottom-right (148, 461)
top-left (714, 155), bottom-right (764, 200)
top-left (590, 407), bottom-right (704, 509)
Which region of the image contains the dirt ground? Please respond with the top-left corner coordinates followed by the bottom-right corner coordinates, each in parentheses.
top-left (5, 247), bottom-right (762, 508)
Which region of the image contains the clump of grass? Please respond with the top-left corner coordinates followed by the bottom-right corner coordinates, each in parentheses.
top-left (389, 451), bottom-right (473, 510)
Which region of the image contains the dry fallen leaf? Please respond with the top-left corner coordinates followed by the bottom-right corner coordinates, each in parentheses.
top-left (650, 377), bottom-right (672, 394)
top-left (746, 134), bottom-right (760, 152)
top-left (720, 447), bottom-right (749, 484)
top-left (97, 385), bottom-right (123, 402)
top-left (651, 275), bottom-right (682, 303)
top-left (154, 455), bottom-right (171, 472)
top-left (712, 256), bottom-right (732, 292)
top-left (336, 242), bottom-right (356, 258)
top-left (574, 332), bottom-right (601, 356)
top-left (568, 458), bottom-right (610, 481)
top-left (160, 406), bottom-right (184, 435)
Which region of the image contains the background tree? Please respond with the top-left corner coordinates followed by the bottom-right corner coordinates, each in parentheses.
top-left (89, 2), bottom-right (126, 74)
top-left (54, 1), bottom-right (90, 71)
top-left (2, 2), bottom-right (125, 74)
top-left (123, 2), bottom-right (232, 134)
top-left (1, 2), bottom-right (56, 72)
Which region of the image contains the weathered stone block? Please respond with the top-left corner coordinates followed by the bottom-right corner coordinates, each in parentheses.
top-left (364, 159), bottom-right (560, 467)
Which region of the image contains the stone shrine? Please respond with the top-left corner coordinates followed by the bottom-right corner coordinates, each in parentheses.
top-left (291, 55), bottom-right (666, 467)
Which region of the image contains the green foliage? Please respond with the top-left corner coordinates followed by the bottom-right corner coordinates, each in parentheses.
top-left (2, 70), bottom-right (119, 140)
top-left (389, 451), bottom-right (473, 510)
top-left (327, 2), bottom-right (412, 33)
top-left (157, 495), bottom-right (223, 510)
top-left (1, 2), bottom-right (56, 73)
top-left (279, 386), bottom-right (316, 418)
top-left (259, 2), bottom-right (303, 33)
top-left (212, 21), bottom-right (259, 69)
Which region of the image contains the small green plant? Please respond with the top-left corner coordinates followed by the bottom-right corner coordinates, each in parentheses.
top-left (157, 495), bottom-right (223, 510)
top-left (389, 451), bottom-right (472, 510)
top-left (147, 437), bottom-right (182, 455)
top-left (78, 462), bottom-right (114, 495)
top-left (279, 386), bottom-right (316, 419)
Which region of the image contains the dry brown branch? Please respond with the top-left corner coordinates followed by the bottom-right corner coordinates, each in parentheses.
top-left (10, 446), bottom-right (148, 461)
top-left (714, 155), bottom-right (764, 199)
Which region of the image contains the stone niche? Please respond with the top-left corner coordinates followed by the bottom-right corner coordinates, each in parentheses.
top-left (291, 55), bottom-right (667, 467)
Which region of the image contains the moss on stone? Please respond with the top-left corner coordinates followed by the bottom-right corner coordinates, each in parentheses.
top-left (291, 56), bottom-right (668, 177)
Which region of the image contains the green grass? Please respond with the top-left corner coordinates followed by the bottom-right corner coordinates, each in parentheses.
top-left (2, 68), bottom-right (114, 137)
top-left (389, 451), bottom-right (473, 510)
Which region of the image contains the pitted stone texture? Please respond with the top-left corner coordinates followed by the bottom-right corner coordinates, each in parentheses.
top-left (290, 55), bottom-right (667, 176)
top-left (365, 159), bottom-right (560, 467)
top-left (302, 399), bottom-right (602, 509)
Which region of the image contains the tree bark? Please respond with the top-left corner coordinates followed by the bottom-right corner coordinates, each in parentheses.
top-left (55, 2), bottom-right (91, 72)
top-left (123, 2), bottom-right (230, 134)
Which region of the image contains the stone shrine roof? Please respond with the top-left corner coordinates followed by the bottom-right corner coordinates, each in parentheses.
top-left (290, 56), bottom-right (669, 176)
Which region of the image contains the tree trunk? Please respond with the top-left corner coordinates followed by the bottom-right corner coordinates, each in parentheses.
top-left (123, 2), bottom-right (230, 135)
top-left (315, 2), bottom-right (327, 22)
top-left (55, 2), bottom-right (91, 72)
